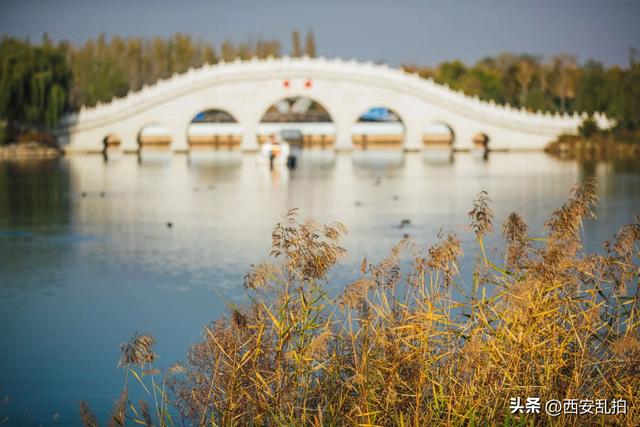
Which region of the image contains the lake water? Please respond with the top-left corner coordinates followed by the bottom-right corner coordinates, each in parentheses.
top-left (0, 151), bottom-right (639, 426)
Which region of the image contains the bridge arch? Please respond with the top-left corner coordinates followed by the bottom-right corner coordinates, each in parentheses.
top-left (137, 123), bottom-right (172, 152)
top-left (257, 95), bottom-right (336, 149)
top-left (473, 132), bottom-right (491, 151)
top-left (187, 108), bottom-right (242, 151)
top-left (102, 133), bottom-right (122, 153)
top-left (422, 121), bottom-right (455, 150)
top-left (352, 106), bottom-right (405, 150)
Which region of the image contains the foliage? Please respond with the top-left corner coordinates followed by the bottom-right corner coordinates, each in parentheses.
top-left (65, 33), bottom-right (285, 108)
top-left (62, 29), bottom-right (316, 109)
top-left (578, 116), bottom-right (599, 138)
top-left (291, 29), bottom-right (302, 57)
top-left (304, 31), bottom-right (317, 58)
top-left (0, 35), bottom-right (71, 141)
top-left (85, 181), bottom-right (640, 426)
top-left (404, 49), bottom-right (640, 133)
top-left (2, 32), bottom-right (638, 143)
top-left (0, 30), bottom-right (318, 143)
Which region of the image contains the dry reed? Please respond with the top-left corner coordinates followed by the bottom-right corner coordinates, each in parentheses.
top-left (84, 180), bottom-right (639, 426)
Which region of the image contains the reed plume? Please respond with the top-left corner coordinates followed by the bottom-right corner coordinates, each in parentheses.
top-left (88, 180), bottom-right (639, 426)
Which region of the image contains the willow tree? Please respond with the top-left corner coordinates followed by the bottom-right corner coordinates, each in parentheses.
top-left (0, 36), bottom-right (71, 143)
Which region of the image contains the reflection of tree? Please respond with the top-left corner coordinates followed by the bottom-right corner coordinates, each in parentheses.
top-left (187, 157), bottom-right (242, 181)
top-left (0, 159), bottom-right (71, 226)
top-left (612, 156), bottom-right (640, 174)
top-left (577, 156), bottom-right (597, 180)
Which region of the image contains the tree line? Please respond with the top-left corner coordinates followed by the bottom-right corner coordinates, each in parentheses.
top-left (403, 51), bottom-right (640, 132)
top-left (0, 34), bottom-right (71, 142)
top-left (68, 30), bottom-right (315, 108)
top-left (0, 30), bottom-right (316, 143)
top-left (0, 30), bottom-right (638, 144)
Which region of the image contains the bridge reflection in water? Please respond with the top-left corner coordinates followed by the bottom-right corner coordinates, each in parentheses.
top-left (67, 150), bottom-right (582, 227)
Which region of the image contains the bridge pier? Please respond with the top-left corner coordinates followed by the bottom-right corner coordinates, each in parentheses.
top-left (403, 120), bottom-right (424, 152)
top-left (121, 128), bottom-right (140, 153)
top-left (170, 128), bottom-right (189, 153)
top-left (334, 118), bottom-right (355, 152)
top-left (452, 128), bottom-right (477, 152)
top-left (240, 121), bottom-right (260, 152)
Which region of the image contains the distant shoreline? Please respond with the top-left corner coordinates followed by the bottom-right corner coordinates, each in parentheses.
top-left (546, 133), bottom-right (640, 157)
top-left (0, 141), bottom-right (61, 159)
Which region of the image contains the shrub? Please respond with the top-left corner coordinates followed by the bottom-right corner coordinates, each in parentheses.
top-left (578, 117), bottom-right (599, 138)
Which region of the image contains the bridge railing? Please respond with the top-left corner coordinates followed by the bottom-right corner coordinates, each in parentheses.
top-left (60, 56), bottom-right (612, 131)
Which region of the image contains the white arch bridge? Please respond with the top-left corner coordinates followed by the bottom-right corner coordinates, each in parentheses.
top-left (57, 56), bottom-right (612, 153)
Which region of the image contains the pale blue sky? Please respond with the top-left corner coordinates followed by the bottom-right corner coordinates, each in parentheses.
top-left (1, 0), bottom-right (639, 66)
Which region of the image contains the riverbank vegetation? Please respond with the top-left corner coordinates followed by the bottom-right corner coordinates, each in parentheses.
top-left (0, 30), bottom-right (316, 144)
top-left (1, 32), bottom-right (638, 146)
top-left (545, 128), bottom-right (640, 158)
top-left (544, 115), bottom-right (640, 158)
top-left (0, 36), bottom-right (71, 143)
top-left (81, 180), bottom-right (639, 426)
top-left (404, 52), bottom-right (640, 150)
top-left (403, 52), bottom-right (640, 133)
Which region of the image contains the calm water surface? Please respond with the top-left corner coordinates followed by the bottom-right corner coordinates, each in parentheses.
top-left (0, 151), bottom-right (639, 425)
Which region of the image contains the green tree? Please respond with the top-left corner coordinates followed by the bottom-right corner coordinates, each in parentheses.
top-left (524, 88), bottom-right (555, 112)
top-left (220, 39), bottom-right (235, 61)
top-left (67, 36), bottom-right (128, 107)
top-left (516, 55), bottom-right (538, 106)
top-left (0, 36), bottom-right (71, 142)
top-left (606, 52), bottom-right (640, 131)
top-left (460, 66), bottom-right (504, 102)
top-left (126, 37), bottom-right (144, 90)
top-left (578, 116), bottom-right (598, 137)
top-left (437, 60), bottom-right (467, 86)
top-left (172, 33), bottom-right (195, 74)
top-left (549, 54), bottom-right (578, 112)
top-left (150, 37), bottom-right (170, 80)
top-left (203, 44), bottom-right (218, 64)
top-left (575, 60), bottom-right (607, 114)
top-left (497, 55), bottom-right (521, 106)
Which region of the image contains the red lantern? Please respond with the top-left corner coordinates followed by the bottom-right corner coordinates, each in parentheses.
top-left (304, 79), bottom-right (312, 88)
top-left (283, 79), bottom-right (290, 88)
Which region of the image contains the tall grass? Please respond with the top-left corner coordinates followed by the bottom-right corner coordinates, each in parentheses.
top-left (82, 179), bottom-right (639, 426)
